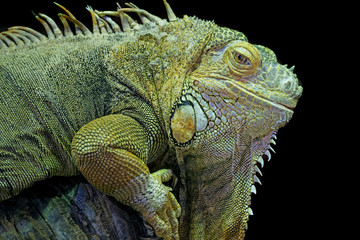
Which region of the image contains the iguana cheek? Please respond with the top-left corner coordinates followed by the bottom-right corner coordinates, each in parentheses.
top-left (170, 104), bottom-right (196, 144)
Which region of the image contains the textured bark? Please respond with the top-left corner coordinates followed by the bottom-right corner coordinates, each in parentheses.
top-left (0, 177), bottom-right (160, 240)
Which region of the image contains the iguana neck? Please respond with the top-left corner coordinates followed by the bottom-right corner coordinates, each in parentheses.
top-left (178, 130), bottom-right (275, 239)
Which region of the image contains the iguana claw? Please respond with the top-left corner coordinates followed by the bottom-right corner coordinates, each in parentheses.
top-left (140, 169), bottom-right (181, 240)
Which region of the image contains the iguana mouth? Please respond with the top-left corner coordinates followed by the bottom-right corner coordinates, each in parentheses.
top-left (227, 80), bottom-right (295, 113)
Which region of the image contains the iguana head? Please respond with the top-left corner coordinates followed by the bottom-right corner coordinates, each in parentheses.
top-left (167, 19), bottom-right (302, 239)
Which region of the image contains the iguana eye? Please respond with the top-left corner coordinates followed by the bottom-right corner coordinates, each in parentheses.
top-left (224, 41), bottom-right (261, 77)
top-left (234, 52), bottom-right (251, 65)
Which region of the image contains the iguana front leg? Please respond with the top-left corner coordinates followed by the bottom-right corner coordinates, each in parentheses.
top-left (71, 114), bottom-right (180, 240)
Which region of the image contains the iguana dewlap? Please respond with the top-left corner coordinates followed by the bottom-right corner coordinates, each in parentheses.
top-left (0, 1), bottom-right (302, 239)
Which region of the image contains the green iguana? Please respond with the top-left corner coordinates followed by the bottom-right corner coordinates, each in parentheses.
top-left (0, 1), bottom-right (302, 239)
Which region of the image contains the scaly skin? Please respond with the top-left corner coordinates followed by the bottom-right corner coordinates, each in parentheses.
top-left (0, 1), bottom-right (302, 239)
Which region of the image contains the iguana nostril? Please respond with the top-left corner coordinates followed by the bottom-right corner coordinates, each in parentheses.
top-left (279, 76), bottom-right (296, 95)
top-left (284, 81), bottom-right (292, 91)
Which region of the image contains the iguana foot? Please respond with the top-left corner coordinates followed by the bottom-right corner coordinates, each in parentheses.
top-left (119, 169), bottom-right (180, 240)
top-left (143, 169), bottom-right (181, 240)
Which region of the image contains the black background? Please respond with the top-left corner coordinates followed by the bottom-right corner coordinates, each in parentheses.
top-left (0, 1), bottom-right (348, 239)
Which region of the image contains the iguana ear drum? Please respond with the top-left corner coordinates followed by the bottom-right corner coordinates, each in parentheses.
top-left (170, 102), bottom-right (196, 146)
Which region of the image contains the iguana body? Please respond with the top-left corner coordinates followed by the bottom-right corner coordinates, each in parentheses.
top-left (0, 1), bottom-right (302, 239)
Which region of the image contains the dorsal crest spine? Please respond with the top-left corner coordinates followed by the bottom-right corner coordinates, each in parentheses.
top-left (0, 0), bottom-right (177, 50)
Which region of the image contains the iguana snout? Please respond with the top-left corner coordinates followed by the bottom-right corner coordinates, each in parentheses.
top-left (252, 44), bottom-right (303, 110)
